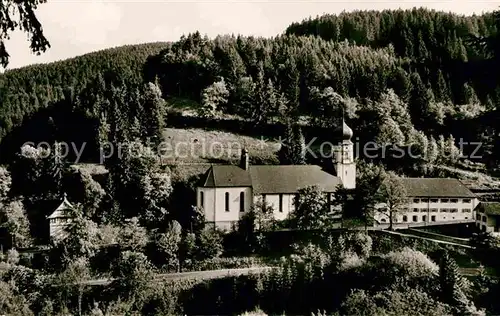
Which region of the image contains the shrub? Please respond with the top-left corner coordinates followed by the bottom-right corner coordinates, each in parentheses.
top-left (239, 307), bottom-right (267, 316)
top-left (182, 257), bottom-right (265, 272)
top-left (349, 232), bottom-right (373, 258)
top-left (196, 228), bottom-right (223, 260)
top-left (6, 249), bottom-right (19, 265)
top-left (339, 253), bottom-right (365, 271)
top-left (382, 247), bottom-right (439, 277)
top-left (340, 288), bottom-right (452, 316)
top-left (360, 247), bottom-right (440, 294)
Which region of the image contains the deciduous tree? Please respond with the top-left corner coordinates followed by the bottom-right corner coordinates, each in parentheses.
top-left (117, 217), bottom-right (148, 252)
top-left (112, 251), bottom-right (154, 306)
top-left (58, 257), bottom-right (91, 316)
top-left (0, 166), bottom-right (11, 202)
top-left (59, 205), bottom-right (98, 263)
top-left (153, 220), bottom-right (182, 271)
top-left (292, 185), bottom-right (335, 230)
top-left (0, 0), bottom-right (50, 68)
top-left (0, 199), bottom-right (32, 248)
top-left (375, 171), bottom-right (408, 230)
top-left (199, 77), bottom-right (229, 118)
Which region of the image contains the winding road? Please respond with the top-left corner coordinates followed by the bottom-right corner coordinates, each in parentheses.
top-left (82, 266), bottom-right (274, 286)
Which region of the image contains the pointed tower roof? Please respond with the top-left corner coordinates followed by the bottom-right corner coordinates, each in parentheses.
top-left (47, 193), bottom-right (74, 219)
top-left (334, 119), bottom-right (353, 142)
top-left (342, 120), bottom-right (353, 141)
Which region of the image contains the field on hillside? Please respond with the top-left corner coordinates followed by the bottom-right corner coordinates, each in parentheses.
top-left (160, 128), bottom-right (281, 164)
top-left (161, 128), bottom-right (281, 181)
top-left (433, 165), bottom-right (500, 189)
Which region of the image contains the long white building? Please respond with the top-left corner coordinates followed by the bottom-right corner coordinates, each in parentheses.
top-left (374, 178), bottom-right (479, 226)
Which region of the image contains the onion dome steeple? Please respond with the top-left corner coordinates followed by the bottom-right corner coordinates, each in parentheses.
top-left (342, 120), bottom-right (353, 141)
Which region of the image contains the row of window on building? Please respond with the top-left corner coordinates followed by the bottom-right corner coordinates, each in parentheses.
top-left (199, 191), bottom-right (475, 214)
top-left (476, 214), bottom-right (488, 222)
top-left (49, 218), bottom-right (71, 224)
top-left (382, 214), bottom-right (469, 223)
top-left (199, 192), bottom-right (288, 213)
top-left (408, 208), bottom-right (471, 213)
top-left (412, 198), bottom-right (471, 203)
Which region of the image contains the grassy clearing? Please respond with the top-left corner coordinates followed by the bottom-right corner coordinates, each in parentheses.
top-left (160, 127), bottom-right (281, 182)
top-left (161, 128), bottom-right (280, 165)
top-left (166, 97), bottom-right (243, 120)
top-left (70, 126), bottom-right (280, 181)
top-left (433, 164), bottom-right (500, 189)
top-left (71, 163), bottom-right (108, 174)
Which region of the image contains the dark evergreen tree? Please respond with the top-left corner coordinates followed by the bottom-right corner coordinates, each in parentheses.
top-left (434, 70), bottom-right (450, 102)
top-left (142, 81), bottom-right (166, 148)
top-left (278, 120), bottom-right (306, 165)
top-left (409, 72), bottom-right (433, 130)
top-left (438, 251), bottom-right (480, 315)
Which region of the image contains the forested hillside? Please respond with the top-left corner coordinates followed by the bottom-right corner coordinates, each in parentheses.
top-left (286, 8), bottom-right (499, 101)
top-left (141, 8), bottom-right (500, 173)
top-left (0, 8), bottom-right (499, 173)
top-left (0, 42), bottom-right (168, 139)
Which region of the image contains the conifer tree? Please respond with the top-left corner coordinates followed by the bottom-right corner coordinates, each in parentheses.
top-left (0, 0), bottom-right (50, 68)
top-left (291, 124), bottom-right (306, 165)
top-left (278, 120), bottom-right (294, 165)
top-left (264, 78), bottom-right (278, 123)
top-left (416, 31), bottom-right (429, 61)
top-left (438, 251), bottom-right (477, 315)
top-left (282, 57), bottom-right (300, 117)
top-left (252, 64), bottom-right (268, 126)
top-left (435, 70), bottom-right (450, 102)
top-left (234, 76), bottom-right (256, 118)
top-left (390, 67), bottom-right (411, 103)
top-left (409, 72), bottom-right (433, 130)
top-left (142, 81), bottom-right (166, 148)
top-left (278, 120), bottom-right (306, 165)
top-left (463, 83), bottom-right (480, 105)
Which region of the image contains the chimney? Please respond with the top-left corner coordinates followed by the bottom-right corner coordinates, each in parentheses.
top-left (240, 148), bottom-right (249, 170)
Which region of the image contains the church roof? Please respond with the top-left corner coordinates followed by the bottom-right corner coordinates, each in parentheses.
top-left (200, 165), bottom-right (342, 194)
top-left (400, 178), bottom-right (477, 198)
top-left (47, 194), bottom-right (75, 219)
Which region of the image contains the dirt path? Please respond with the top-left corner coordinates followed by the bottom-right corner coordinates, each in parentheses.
top-left (83, 266), bottom-right (274, 286)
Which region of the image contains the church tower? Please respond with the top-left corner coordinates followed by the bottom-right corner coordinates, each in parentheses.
top-left (333, 120), bottom-right (356, 189)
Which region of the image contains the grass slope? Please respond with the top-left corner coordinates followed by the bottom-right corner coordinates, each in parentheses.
top-left (161, 128), bottom-right (280, 165)
top-left (161, 127), bottom-right (281, 182)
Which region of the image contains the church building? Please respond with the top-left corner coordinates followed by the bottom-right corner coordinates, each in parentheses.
top-left (196, 120), bottom-right (356, 230)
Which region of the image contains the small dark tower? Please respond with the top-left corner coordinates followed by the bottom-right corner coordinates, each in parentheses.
top-left (240, 148), bottom-right (249, 170)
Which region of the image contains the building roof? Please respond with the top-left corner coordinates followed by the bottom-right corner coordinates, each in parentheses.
top-left (201, 164), bottom-right (342, 194)
top-left (201, 165), bottom-right (252, 187)
top-left (250, 165), bottom-right (342, 194)
top-left (47, 194), bottom-right (75, 219)
top-left (400, 178), bottom-right (477, 198)
top-left (479, 202), bottom-right (500, 216)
